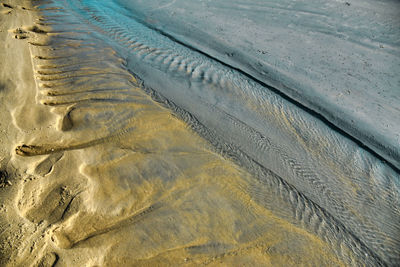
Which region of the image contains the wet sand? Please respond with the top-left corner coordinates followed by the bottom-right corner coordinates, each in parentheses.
top-left (0, 0), bottom-right (398, 266)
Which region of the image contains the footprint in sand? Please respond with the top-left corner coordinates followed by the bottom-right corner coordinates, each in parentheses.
top-left (1, 3), bottom-right (13, 15)
top-left (12, 28), bottom-right (28, 39)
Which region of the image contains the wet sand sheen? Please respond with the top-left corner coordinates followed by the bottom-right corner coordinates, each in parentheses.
top-left (70, 0), bottom-right (398, 265)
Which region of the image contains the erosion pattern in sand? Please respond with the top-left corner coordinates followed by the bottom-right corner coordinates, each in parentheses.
top-left (0, 0), bottom-right (399, 266)
top-left (119, 0), bottom-right (400, 171)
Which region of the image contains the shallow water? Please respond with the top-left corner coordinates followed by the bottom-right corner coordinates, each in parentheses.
top-left (11, 0), bottom-right (400, 265)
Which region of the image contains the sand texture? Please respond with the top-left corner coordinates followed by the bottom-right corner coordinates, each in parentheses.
top-left (119, 0), bottom-right (400, 170)
top-left (0, 0), bottom-right (399, 266)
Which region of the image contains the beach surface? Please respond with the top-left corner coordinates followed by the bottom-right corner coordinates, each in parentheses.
top-left (118, 0), bottom-right (400, 170)
top-left (0, 0), bottom-right (399, 266)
